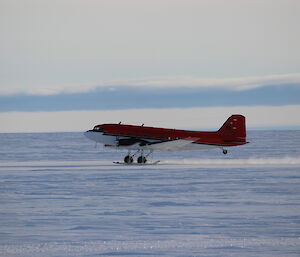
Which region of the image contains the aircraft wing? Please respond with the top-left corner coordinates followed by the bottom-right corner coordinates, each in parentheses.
top-left (145, 137), bottom-right (198, 151)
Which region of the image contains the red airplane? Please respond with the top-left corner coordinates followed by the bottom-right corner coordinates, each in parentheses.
top-left (84, 114), bottom-right (248, 164)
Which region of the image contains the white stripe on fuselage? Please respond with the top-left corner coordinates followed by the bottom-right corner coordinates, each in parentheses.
top-left (84, 131), bottom-right (221, 151)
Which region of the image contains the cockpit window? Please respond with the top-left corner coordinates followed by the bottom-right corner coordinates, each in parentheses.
top-left (93, 127), bottom-right (103, 132)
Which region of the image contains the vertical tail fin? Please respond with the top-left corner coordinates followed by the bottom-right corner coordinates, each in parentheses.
top-left (218, 115), bottom-right (247, 142)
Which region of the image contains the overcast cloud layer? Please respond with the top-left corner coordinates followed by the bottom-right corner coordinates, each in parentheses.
top-left (1, 0), bottom-right (299, 91)
top-left (0, 0), bottom-right (299, 131)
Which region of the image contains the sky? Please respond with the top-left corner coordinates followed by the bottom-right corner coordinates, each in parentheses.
top-left (0, 0), bottom-right (300, 132)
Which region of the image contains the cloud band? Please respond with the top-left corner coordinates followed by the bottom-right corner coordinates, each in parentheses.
top-left (1, 73), bottom-right (300, 96)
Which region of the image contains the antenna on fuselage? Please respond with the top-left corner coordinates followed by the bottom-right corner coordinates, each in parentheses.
top-left (118, 121), bottom-right (121, 124)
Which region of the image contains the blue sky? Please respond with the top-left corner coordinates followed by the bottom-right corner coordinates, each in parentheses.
top-left (0, 0), bottom-right (300, 132)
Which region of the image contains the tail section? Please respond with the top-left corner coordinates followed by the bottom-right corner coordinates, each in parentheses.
top-left (218, 115), bottom-right (247, 144)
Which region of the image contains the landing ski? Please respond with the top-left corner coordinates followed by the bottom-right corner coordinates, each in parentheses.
top-left (113, 160), bottom-right (160, 166)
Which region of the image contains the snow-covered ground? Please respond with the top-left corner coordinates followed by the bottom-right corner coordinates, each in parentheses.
top-left (0, 131), bottom-right (299, 256)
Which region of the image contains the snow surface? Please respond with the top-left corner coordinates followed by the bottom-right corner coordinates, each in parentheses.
top-left (0, 131), bottom-right (299, 256)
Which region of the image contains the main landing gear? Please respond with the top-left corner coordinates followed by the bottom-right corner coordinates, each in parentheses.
top-left (124, 155), bottom-right (134, 164)
top-left (137, 156), bottom-right (147, 164)
top-left (123, 150), bottom-right (153, 164)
